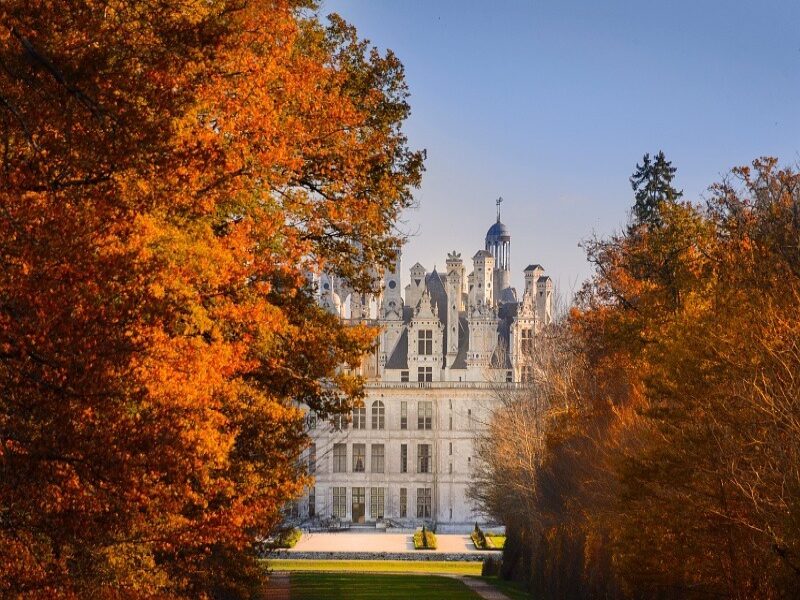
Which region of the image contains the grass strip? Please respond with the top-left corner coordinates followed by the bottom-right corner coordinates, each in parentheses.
top-left (267, 558), bottom-right (482, 575)
top-left (289, 572), bottom-right (482, 599)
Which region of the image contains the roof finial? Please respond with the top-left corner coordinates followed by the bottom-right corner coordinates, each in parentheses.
top-left (496, 196), bottom-right (504, 222)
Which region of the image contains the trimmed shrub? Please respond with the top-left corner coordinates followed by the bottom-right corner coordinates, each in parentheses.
top-left (471, 523), bottom-right (487, 549)
top-left (273, 527), bottom-right (302, 549)
top-left (413, 527), bottom-right (437, 550)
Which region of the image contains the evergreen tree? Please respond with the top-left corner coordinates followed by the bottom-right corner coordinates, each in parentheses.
top-left (629, 151), bottom-right (683, 228)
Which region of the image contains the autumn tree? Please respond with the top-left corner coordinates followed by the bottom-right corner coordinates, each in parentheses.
top-left (476, 156), bottom-right (800, 598)
top-left (0, 1), bottom-right (423, 598)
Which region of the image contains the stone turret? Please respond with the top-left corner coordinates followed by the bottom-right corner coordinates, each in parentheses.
top-left (405, 262), bottom-right (427, 310)
top-left (536, 275), bottom-right (553, 326)
top-left (471, 250), bottom-right (494, 309)
top-left (445, 251), bottom-right (464, 366)
top-left (381, 249), bottom-right (403, 320)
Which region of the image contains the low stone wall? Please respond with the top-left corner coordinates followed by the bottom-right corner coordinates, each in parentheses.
top-left (268, 550), bottom-right (492, 561)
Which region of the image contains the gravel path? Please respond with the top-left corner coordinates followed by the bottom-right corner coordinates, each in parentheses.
top-left (457, 575), bottom-right (512, 599)
top-left (287, 531), bottom-right (488, 554)
top-left (263, 572), bottom-right (290, 600)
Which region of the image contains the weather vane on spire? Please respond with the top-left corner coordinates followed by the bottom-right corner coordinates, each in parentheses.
top-left (496, 196), bottom-right (504, 222)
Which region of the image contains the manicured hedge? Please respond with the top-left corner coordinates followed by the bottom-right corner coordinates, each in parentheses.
top-left (272, 527), bottom-right (302, 549)
top-left (471, 523), bottom-right (487, 549)
top-left (471, 524), bottom-right (504, 550)
top-left (413, 526), bottom-right (438, 550)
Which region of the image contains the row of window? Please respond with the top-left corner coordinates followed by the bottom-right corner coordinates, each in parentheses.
top-left (331, 486), bottom-right (432, 519)
top-left (307, 402), bottom-right (480, 434)
top-left (400, 367), bottom-right (433, 382)
top-left (416, 328), bottom-right (536, 359)
top-left (327, 442), bottom-right (432, 474)
top-left (330, 400), bottom-right (434, 431)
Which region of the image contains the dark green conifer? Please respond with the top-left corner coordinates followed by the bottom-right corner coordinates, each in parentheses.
top-left (629, 151), bottom-right (683, 228)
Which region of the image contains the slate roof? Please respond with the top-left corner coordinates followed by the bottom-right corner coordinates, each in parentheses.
top-left (486, 220), bottom-right (511, 240)
top-left (425, 270), bottom-right (449, 325)
top-left (524, 264), bottom-right (544, 272)
top-left (499, 286), bottom-right (518, 304)
top-left (451, 314), bottom-right (470, 369)
top-left (385, 328), bottom-right (408, 369)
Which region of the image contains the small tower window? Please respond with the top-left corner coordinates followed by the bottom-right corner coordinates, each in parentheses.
top-left (418, 330), bottom-right (433, 355)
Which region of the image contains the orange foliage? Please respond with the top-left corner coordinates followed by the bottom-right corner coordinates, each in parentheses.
top-left (0, 1), bottom-right (422, 597)
top-left (487, 158), bottom-right (800, 598)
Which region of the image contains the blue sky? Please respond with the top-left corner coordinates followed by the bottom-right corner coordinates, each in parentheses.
top-left (321, 0), bottom-right (800, 296)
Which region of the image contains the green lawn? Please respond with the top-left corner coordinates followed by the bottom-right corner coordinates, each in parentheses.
top-left (267, 559), bottom-right (482, 575)
top-left (289, 572), bottom-right (481, 599)
top-left (476, 576), bottom-right (529, 600)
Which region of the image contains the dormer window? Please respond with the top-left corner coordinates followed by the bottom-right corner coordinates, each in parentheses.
top-left (418, 329), bottom-right (433, 355)
top-left (521, 328), bottom-right (533, 355)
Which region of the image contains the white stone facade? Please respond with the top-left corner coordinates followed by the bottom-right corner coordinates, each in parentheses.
top-left (303, 213), bottom-right (553, 529)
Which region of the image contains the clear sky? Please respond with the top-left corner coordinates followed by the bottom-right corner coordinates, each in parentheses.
top-left (321, 0), bottom-right (800, 297)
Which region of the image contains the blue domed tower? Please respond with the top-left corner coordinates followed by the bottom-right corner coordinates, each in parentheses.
top-left (485, 197), bottom-right (512, 303)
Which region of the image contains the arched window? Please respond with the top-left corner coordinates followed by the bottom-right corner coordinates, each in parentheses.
top-left (371, 400), bottom-right (385, 429)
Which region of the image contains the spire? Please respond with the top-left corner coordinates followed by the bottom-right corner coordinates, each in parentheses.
top-left (496, 196), bottom-right (503, 222)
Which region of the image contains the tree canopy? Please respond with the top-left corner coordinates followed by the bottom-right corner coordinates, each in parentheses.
top-left (478, 156), bottom-right (800, 599)
top-left (0, 1), bottom-right (423, 597)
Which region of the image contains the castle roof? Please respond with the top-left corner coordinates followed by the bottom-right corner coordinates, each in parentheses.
top-left (385, 328), bottom-right (408, 369)
top-left (524, 264), bottom-right (544, 272)
top-left (498, 287), bottom-right (518, 304)
top-left (425, 271), bottom-right (448, 325)
top-left (451, 315), bottom-right (470, 370)
top-left (486, 220), bottom-right (511, 240)
top-left (472, 250), bottom-right (493, 260)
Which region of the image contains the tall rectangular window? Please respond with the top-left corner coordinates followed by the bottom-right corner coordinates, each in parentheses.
top-left (521, 328), bottom-right (533, 355)
top-left (332, 487), bottom-right (347, 519)
top-left (333, 413), bottom-right (348, 431)
top-left (416, 488), bottom-right (432, 519)
top-left (353, 443), bottom-right (366, 473)
top-left (370, 487), bottom-right (385, 520)
top-left (449, 442), bottom-right (452, 456)
top-left (308, 443), bottom-right (316, 474)
top-left (400, 488), bottom-right (407, 518)
top-left (417, 444), bottom-right (431, 473)
top-left (352, 405), bottom-right (366, 429)
top-left (400, 444), bottom-right (408, 473)
top-left (308, 486), bottom-right (315, 518)
top-left (418, 329), bottom-right (433, 355)
top-left (522, 365), bottom-right (533, 383)
top-left (307, 412), bottom-right (317, 430)
top-left (371, 444), bottom-right (385, 473)
top-left (371, 401), bottom-right (385, 429)
top-left (418, 401), bottom-right (432, 430)
top-left (417, 366), bottom-right (432, 382)
top-left (400, 401), bottom-right (408, 429)
top-left (400, 370), bottom-right (409, 382)
top-left (333, 443), bottom-right (346, 473)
